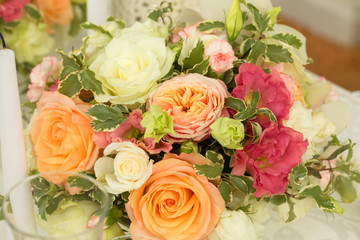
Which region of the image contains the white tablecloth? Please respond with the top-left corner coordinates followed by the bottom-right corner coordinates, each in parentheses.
top-left (1, 85), bottom-right (360, 240)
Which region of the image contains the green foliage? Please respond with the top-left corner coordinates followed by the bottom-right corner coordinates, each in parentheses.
top-left (299, 185), bottom-right (335, 210)
top-left (66, 176), bottom-right (95, 191)
top-left (147, 1), bottom-right (173, 25)
top-left (197, 21), bottom-right (225, 32)
top-left (58, 73), bottom-right (82, 97)
top-left (246, 40), bottom-right (267, 63)
top-left (79, 69), bottom-right (104, 94)
top-left (182, 40), bottom-right (205, 71)
top-left (334, 175), bottom-right (357, 203)
top-left (193, 163), bottom-right (224, 180)
top-left (24, 4), bottom-right (42, 21)
top-left (187, 57), bottom-right (210, 74)
top-left (270, 194), bottom-right (286, 205)
top-left (247, 3), bottom-right (271, 34)
top-left (219, 181), bottom-right (233, 204)
top-left (271, 33), bottom-right (302, 49)
top-left (81, 22), bottom-right (112, 37)
top-left (265, 44), bottom-right (293, 63)
top-left (228, 175), bottom-right (255, 194)
top-left (87, 104), bottom-right (127, 132)
top-left (225, 97), bottom-right (246, 112)
top-left (69, 3), bottom-right (87, 36)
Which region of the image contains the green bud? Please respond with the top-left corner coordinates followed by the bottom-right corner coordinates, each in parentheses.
top-left (103, 223), bottom-right (125, 240)
top-left (141, 105), bottom-right (174, 143)
top-left (225, 0), bottom-right (243, 43)
top-left (210, 117), bottom-right (244, 150)
top-left (180, 140), bottom-right (199, 154)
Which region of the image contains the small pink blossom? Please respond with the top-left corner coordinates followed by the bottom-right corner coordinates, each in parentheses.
top-left (232, 63), bottom-right (293, 127)
top-left (27, 56), bottom-right (61, 102)
top-left (231, 124), bottom-right (308, 197)
top-left (204, 39), bottom-right (235, 75)
top-left (93, 109), bottom-right (172, 154)
top-left (86, 214), bottom-right (100, 229)
top-left (0, 0), bottom-right (29, 22)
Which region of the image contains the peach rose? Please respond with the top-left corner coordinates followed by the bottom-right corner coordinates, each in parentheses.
top-left (148, 74), bottom-right (229, 142)
top-left (34, 0), bottom-right (73, 30)
top-left (30, 92), bottom-right (99, 184)
top-left (126, 154), bottom-right (225, 240)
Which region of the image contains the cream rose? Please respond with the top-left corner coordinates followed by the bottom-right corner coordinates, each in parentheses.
top-left (89, 31), bottom-right (175, 105)
top-left (94, 142), bottom-right (153, 194)
top-left (207, 210), bottom-right (257, 240)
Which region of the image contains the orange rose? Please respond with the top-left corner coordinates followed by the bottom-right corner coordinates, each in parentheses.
top-left (126, 153), bottom-right (225, 240)
top-left (34, 0), bottom-right (73, 30)
top-left (30, 92), bottom-right (99, 184)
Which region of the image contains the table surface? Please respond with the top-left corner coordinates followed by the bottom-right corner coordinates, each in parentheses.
top-left (1, 84), bottom-right (360, 240)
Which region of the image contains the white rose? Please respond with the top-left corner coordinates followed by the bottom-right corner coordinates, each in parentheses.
top-left (123, 19), bottom-right (169, 39)
top-left (207, 210), bottom-right (257, 240)
top-left (89, 31), bottom-right (175, 105)
top-left (94, 142), bottom-right (153, 194)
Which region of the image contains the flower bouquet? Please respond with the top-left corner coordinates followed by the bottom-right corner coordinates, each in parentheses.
top-left (2, 0), bottom-right (360, 239)
top-left (0, 0), bottom-right (86, 74)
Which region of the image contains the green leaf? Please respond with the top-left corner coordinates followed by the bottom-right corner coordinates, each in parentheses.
top-left (205, 150), bottom-right (224, 164)
top-left (229, 175), bottom-right (248, 193)
top-left (81, 22), bottom-right (112, 37)
top-left (247, 3), bottom-right (271, 33)
top-left (106, 206), bottom-right (123, 227)
top-left (79, 69), bottom-right (105, 94)
top-left (271, 33), bottom-right (302, 49)
top-left (249, 121), bottom-right (262, 143)
top-left (57, 50), bottom-right (82, 80)
top-left (346, 140), bottom-right (354, 162)
top-left (46, 194), bottom-right (66, 215)
top-left (291, 164), bottom-right (308, 182)
top-left (197, 21), bottom-right (225, 32)
top-left (147, 1), bottom-right (173, 21)
top-left (285, 194), bottom-right (296, 223)
top-left (222, 69), bottom-right (235, 87)
top-left (0, 195), bottom-right (4, 221)
top-left (225, 97), bottom-right (246, 112)
top-left (265, 44), bottom-right (293, 63)
top-left (299, 185), bottom-right (334, 210)
top-left (240, 38), bottom-right (256, 56)
top-left (218, 181), bottom-right (232, 204)
top-left (67, 176), bottom-right (95, 191)
top-left (271, 195), bottom-right (286, 205)
top-left (234, 108), bottom-right (257, 121)
top-left (58, 74), bottom-right (82, 98)
top-left (246, 40), bottom-right (267, 63)
top-left (257, 108), bottom-right (277, 122)
top-left (114, 104), bottom-right (130, 114)
top-left (267, 7), bottom-right (281, 26)
top-left (187, 57), bottom-right (210, 74)
top-left (90, 118), bottom-right (126, 132)
top-left (24, 4), bottom-right (41, 21)
top-left (243, 24), bottom-right (257, 31)
top-left (193, 163), bottom-right (223, 180)
top-left (121, 192), bottom-right (130, 202)
top-left (334, 175), bottom-right (357, 203)
top-left (87, 104), bottom-right (122, 121)
top-left (107, 16), bottom-right (126, 29)
top-left (38, 195), bottom-right (51, 220)
top-left (92, 187), bottom-right (108, 207)
top-left (182, 40), bottom-right (205, 71)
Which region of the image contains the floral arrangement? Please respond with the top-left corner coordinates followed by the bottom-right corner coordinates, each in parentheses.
top-left (0, 0), bottom-right (86, 74)
top-left (2, 0), bottom-right (360, 239)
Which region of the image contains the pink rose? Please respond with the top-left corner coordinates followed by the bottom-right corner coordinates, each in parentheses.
top-left (27, 56), bottom-right (61, 102)
top-left (232, 63), bottom-right (293, 127)
top-left (231, 124), bottom-right (308, 197)
top-left (93, 109), bottom-right (172, 154)
top-left (204, 39), bottom-right (235, 75)
top-left (148, 73), bottom-right (229, 142)
top-left (0, 0), bottom-right (29, 22)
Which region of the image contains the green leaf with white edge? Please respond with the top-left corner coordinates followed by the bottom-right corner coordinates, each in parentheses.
top-left (79, 69), bottom-right (105, 94)
top-left (234, 107), bottom-right (257, 121)
top-left (346, 139), bottom-right (354, 162)
top-left (57, 49), bottom-right (82, 80)
top-left (323, 143), bottom-right (352, 160)
top-left (225, 97), bottom-right (246, 112)
top-left (38, 195), bottom-right (51, 220)
top-left (246, 40), bottom-right (267, 63)
top-left (0, 195), bottom-right (4, 221)
top-left (249, 91), bottom-right (260, 107)
top-left (24, 4), bottom-right (42, 21)
top-left (334, 175), bottom-right (357, 203)
top-left (291, 164), bottom-right (308, 182)
top-left (58, 74), bottom-right (82, 97)
top-left (206, 150), bottom-right (224, 164)
top-left (229, 175), bottom-right (248, 194)
top-left (299, 185), bottom-right (334, 210)
top-left (271, 194), bottom-right (287, 205)
top-left (114, 104), bottom-right (130, 114)
top-left (285, 194), bottom-right (296, 223)
top-left (240, 38), bottom-right (256, 56)
top-left (267, 7), bottom-right (281, 27)
top-left (91, 187), bottom-right (108, 207)
top-left (222, 69), bottom-right (235, 87)
top-left (46, 194), bottom-right (66, 215)
top-left (193, 163), bottom-right (223, 180)
top-left (247, 3), bottom-right (271, 34)
top-left (243, 24), bottom-right (257, 31)
top-left (182, 40), bottom-right (205, 70)
top-left (87, 104), bottom-right (122, 121)
top-left (81, 22), bottom-right (112, 37)
top-left (197, 21), bottom-right (225, 32)
top-left (324, 198), bottom-right (345, 214)
top-left (271, 33), bottom-right (302, 49)
top-left (218, 181), bottom-right (232, 204)
top-left (249, 121), bottom-right (262, 143)
top-left (66, 176), bottom-right (95, 191)
top-left (265, 44), bottom-right (293, 63)
top-left (187, 57), bottom-right (210, 75)
top-left (106, 16), bottom-right (125, 29)
top-left (257, 108), bottom-right (277, 122)
top-left (90, 118), bottom-right (126, 132)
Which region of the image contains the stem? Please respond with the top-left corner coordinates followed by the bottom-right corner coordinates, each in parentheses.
top-left (0, 32), bottom-right (6, 49)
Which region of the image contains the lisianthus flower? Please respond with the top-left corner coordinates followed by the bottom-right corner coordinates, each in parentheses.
top-left (204, 39), bottom-right (235, 75)
top-left (30, 92), bottom-right (99, 184)
top-left (0, 0), bottom-right (29, 22)
top-left (231, 124), bottom-right (308, 197)
top-left (210, 117), bottom-right (245, 150)
top-left (148, 73), bottom-right (229, 142)
top-left (27, 56), bottom-right (61, 102)
top-left (93, 109), bottom-right (172, 154)
top-left (232, 63), bottom-right (293, 127)
top-left (94, 142), bottom-right (153, 194)
top-left (126, 154), bottom-right (225, 240)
